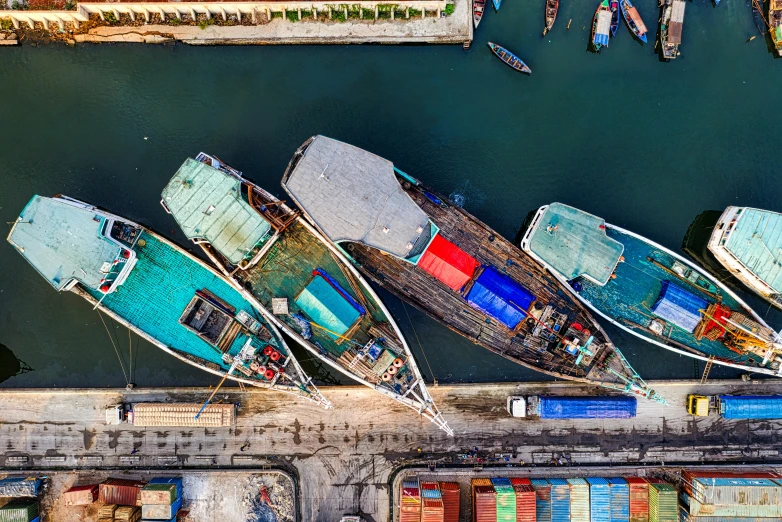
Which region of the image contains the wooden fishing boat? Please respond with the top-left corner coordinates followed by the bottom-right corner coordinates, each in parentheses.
top-left (474, 0), bottom-right (486, 27)
top-left (522, 203), bottom-right (782, 377)
top-left (543, 0), bottom-right (559, 34)
top-left (493, 0), bottom-right (502, 11)
top-left (771, 0), bottom-right (782, 56)
top-left (282, 136), bottom-right (663, 403)
top-left (592, 0), bottom-right (612, 51)
top-left (620, 0), bottom-right (648, 43)
top-left (660, 0), bottom-right (685, 59)
top-left (487, 42), bottom-right (532, 74)
top-left (7, 195), bottom-right (331, 407)
top-left (609, 0), bottom-right (620, 35)
top-left (161, 153), bottom-right (452, 435)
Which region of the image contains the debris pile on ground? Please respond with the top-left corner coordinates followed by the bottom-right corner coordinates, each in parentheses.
top-left (242, 474), bottom-right (294, 522)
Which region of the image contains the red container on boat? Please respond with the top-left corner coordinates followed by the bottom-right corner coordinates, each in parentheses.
top-left (400, 481), bottom-right (421, 522)
top-left (422, 497), bottom-right (444, 522)
top-left (439, 482), bottom-right (460, 522)
top-left (625, 477), bottom-right (649, 522)
top-left (421, 482), bottom-right (439, 490)
top-left (98, 479), bottom-right (146, 506)
top-left (472, 484), bottom-right (496, 522)
top-left (62, 484), bottom-right (99, 506)
top-left (510, 478), bottom-right (536, 522)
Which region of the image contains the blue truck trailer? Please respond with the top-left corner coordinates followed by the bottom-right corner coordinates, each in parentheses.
top-left (507, 395), bottom-right (637, 419)
top-left (688, 394), bottom-right (782, 419)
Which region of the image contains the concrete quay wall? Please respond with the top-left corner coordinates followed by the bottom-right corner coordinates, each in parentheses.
top-left (2, 379), bottom-right (781, 521)
top-left (1, 0), bottom-right (472, 45)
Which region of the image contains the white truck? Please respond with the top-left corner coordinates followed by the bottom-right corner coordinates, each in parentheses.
top-left (105, 402), bottom-right (236, 427)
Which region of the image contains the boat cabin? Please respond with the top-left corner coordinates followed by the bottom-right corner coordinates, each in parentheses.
top-left (7, 195), bottom-right (139, 295)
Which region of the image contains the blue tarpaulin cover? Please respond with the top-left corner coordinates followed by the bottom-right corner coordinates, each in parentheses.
top-left (650, 281), bottom-right (708, 333)
top-left (464, 267), bottom-right (534, 329)
top-left (539, 396), bottom-right (637, 419)
top-left (295, 272), bottom-right (362, 337)
top-left (719, 395), bottom-right (782, 419)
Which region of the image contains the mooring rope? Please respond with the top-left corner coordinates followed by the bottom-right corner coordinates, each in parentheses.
top-left (97, 309), bottom-right (129, 385)
top-left (402, 302), bottom-right (437, 385)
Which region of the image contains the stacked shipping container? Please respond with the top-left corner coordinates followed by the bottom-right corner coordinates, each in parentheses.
top-left (0, 500), bottom-right (39, 522)
top-left (585, 478), bottom-right (609, 522)
top-left (607, 478), bottom-right (629, 522)
top-left (401, 479), bottom-right (422, 522)
top-left (63, 484), bottom-right (100, 506)
top-left (530, 479), bottom-right (552, 522)
top-left (438, 482), bottom-right (460, 522)
top-left (509, 478), bottom-right (535, 522)
top-left (491, 478), bottom-right (516, 522)
top-left (0, 479), bottom-right (41, 499)
top-left (472, 479), bottom-right (496, 522)
top-left (625, 477), bottom-right (649, 522)
top-left (647, 482), bottom-right (677, 522)
top-left (548, 478), bottom-right (570, 522)
top-left (567, 478), bottom-right (589, 522)
top-left (99, 479), bottom-right (147, 507)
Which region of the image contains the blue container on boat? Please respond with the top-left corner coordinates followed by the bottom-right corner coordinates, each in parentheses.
top-left (586, 478), bottom-right (611, 522)
top-left (607, 478), bottom-right (629, 522)
top-left (548, 478), bottom-right (570, 522)
top-left (531, 479), bottom-right (552, 522)
top-left (421, 489), bottom-right (441, 499)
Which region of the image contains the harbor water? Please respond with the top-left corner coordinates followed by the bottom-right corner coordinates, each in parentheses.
top-left (2, 0), bottom-right (782, 388)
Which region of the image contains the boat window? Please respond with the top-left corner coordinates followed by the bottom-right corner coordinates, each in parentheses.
top-left (109, 221), bottom-right (141, 248)
top-left (179, 291), bottom-right (237, 347)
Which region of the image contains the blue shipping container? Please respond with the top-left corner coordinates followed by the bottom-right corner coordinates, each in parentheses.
top-left (548, 478), bottom-right (570, 522)
top-left (719, 395), bottom-right (782, 419)
top-left (586, 478), bottom-right (611, 522)
top-left (148, 477), bottom-right (183, 500)
top-left (421, 489), bottom-right (441, 499)
top-left (607, 478), bottom-right (629, 522)
top-left (539, 396), bottom-right (637, 419)
top-left (491, 477), bottom-right (513, 488)
top-left (531, 479), bottom-right (552, 522)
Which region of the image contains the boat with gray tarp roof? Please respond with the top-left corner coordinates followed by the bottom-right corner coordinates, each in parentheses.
top-left (281, 135), bottom-right (662, 402)
top-left (521, 203), bottom-right (782, 376)
top-left (7, 195), bottom-right (329, 405)
top-left (160, 153), bottom-right (451, 434)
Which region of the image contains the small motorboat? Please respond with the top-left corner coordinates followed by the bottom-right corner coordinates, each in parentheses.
top-left (609, 0), bottom-right (620, 35)
top-left (493, 0), bottom-right (502, 11)
top-left (543, 0), bottom-right (560, 34)
top-left (474, 0), bottom-right (486, 27)
top-left (487, 42), bottom-right (532, 74)
top-left (592, 0), bottom-right (612, 51)
top-left (620, 0), bottom-right (648, 43)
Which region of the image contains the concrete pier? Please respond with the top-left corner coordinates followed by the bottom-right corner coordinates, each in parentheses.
top-left (1, 379), bottom-right (782, 521)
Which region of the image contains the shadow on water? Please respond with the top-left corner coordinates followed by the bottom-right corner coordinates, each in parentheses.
top-left (0, 343), bottom-right (33, 384)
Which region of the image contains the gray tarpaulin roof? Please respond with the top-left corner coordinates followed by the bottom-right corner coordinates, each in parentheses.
top-left (162, 158), bottom-right (272, 265)
top-left (7, 196), bottom-right (122, 291)
top-left (282, 136), bottom-right (430, 259)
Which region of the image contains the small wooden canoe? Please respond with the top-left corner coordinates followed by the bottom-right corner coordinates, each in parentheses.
top-left (493, 0), bottom-right (502, 11)
top-left (620, 0), bottom-right (648, 43)
top-left (487, 42), bottom-right (532, 74)
top-left (474, 0), bottom-right (486, 27)
top-left (592, 0), bottom-right (612, 51)
top-left (543, 0), bottom-right (560, 34)
top-left (609, 0), bottom-right (620, 35)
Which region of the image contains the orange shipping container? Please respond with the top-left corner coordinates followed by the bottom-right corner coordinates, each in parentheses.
top-left (63, 484), bottom-right (99, 506)
top-left (439, 482), bottom-right (460, 522)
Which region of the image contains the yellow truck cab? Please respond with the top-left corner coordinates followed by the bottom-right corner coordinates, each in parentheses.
top-left (687, 394), bottom-right (710, 417)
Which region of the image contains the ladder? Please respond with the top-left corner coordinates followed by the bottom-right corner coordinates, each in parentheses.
top-left (701, 355), bottom-right (716, 384)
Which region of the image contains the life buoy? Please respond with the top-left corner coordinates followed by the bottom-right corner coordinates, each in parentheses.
top-left (264, 369), bottom-right (276, 380)
top-left (393, 358), bottom-right (404, 368)
top-left (270, 350), bottom-right (281, 362)
top-left (387, 366), bottom-right (397, 375)
top-left (263, 346), bottom-right (273, 356)
top-left (100, 284), bottom-right (111, 293)
top-left (382, 373), bottom-right (391, 381)
top-left (257, 365), bottom-right (267, 375)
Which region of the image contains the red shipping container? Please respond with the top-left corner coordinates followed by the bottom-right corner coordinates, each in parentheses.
top-left (400, 481), bottom-right (421, 522)
top-left (63, 484), bottom-right (99, 506)
top-left (509, 478), bottom-right (532, 486)
top-left (472, 484), bottom-right (496, 522)
top-left (422, 497), bottom-right (444, 522)
top-left (98, 479), bottom-right (146, 506)
top-left (439, 482), bottom-right (460, 522)
top-left (421, 482), bottom-right (439, 490)
top-left (511, 483), bottom-right (536, 522)
top-left (625, 477), bottom-right (649, 522)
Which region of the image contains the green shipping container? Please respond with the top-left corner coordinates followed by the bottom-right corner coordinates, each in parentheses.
top-left (140, 483), bottom-right (178, 505)
top-left (495, 485), bottom-right (517, 522)
top-left (0, 499), bottom-right (39, 522)
top-left (648, 483), bottom-right (676, 522)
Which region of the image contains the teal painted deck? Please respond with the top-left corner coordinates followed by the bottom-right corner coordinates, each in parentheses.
top-left (577, 227), bottom-right (764, 366)
top-left (528, 203), bottom-right (624, 285)
top-left (85, 233), bottom-right (284, 372)
top-left (726, 208), bottom-right (782, 293)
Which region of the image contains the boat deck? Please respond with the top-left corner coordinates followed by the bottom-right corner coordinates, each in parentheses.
top-left (578, 226), bottom-right (763, 365)
top-left (84, 233), bottom-right (283, 373)
top-left (724, 208), bottom-right (782, 293)
top-left (237, 221), bottom-right (411, 387)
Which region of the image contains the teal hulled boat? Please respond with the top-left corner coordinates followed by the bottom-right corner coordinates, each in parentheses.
top-left (160, 154), bottom-right (451, 434)
top-left (7, 195), bottom-right (330, 405)
top-left (522, 203), bottom-right (782, 376)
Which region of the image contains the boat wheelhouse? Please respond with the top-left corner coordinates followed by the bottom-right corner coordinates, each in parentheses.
top-left (161, 154), bottom-right (451, 434)
top-left (281, 136), bottom-right (662, 402)
top-left (7, 195), bottom-right (329, 405)
top-left (521, 203), bottom-right (782, 376)
top-left (707, 207), bottom-right (782, 311)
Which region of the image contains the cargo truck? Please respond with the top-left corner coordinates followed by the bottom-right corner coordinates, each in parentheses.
top-left (105, 402), bottom-right (236, 427)
top-left (687, 394), bottom-right (782, 419)
top-left (506, 395), bottom-right (637, 419)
